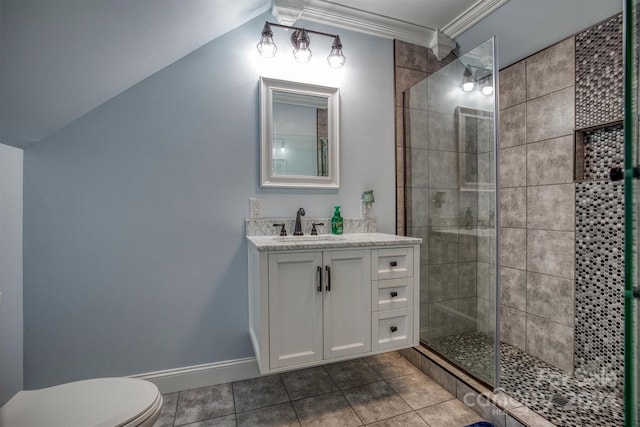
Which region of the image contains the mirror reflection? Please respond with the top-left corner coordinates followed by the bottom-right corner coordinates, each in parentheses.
top-left (272, 91), bottom-right (328, 177)
top-left (260, 77), bottom-right (339, 189)
top-left (456, 106), bottom-right (494, 191)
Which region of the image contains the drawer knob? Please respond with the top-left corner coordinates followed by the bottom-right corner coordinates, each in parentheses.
top-left (390, 326), bottom-right (398, 333)
top-left (390, 291), bottom-right (398, 298)
top-left (390, 261), bottom-right (398, 267)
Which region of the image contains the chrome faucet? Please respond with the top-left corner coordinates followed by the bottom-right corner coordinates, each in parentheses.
top-left (294, 208), bottom-right (305, 235)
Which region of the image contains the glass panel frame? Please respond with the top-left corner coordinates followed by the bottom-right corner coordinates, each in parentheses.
top-left (624, 1), bottom-right (638, 425)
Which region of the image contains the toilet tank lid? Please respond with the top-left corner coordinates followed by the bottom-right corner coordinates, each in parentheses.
top-left (0, 377), bottom-right (161, 427)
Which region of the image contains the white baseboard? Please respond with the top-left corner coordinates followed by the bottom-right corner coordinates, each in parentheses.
top-left (131, 357), bottom-right (261, 394)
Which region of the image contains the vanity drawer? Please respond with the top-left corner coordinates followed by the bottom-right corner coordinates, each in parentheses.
top-left (372, 308), bottom-right (413, 350)
top-left (373, 278), bottom-right (412, 311)
top-left (372, 247), bottom-right (413, 280)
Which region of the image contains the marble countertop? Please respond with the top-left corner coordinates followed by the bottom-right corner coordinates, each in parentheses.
top-left (247, 232), bottom-right (422, 252)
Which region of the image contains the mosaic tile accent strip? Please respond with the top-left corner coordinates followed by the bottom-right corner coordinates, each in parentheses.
top-left (582, 125), bottom-right (624, 180)
top-left (426, 332), bottom-right (624, 426)
top-left (575, 14), bottom-right (623, 128)
top-left (575, 181), bottom-right (624, 391)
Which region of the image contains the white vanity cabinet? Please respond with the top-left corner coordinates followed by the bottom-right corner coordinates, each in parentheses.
top-left (247, 233), bottom-right (420, 375)
top-left (371, 247), bottom-right (415, 350)
top-left (268, 249), bottom-right (371, 370)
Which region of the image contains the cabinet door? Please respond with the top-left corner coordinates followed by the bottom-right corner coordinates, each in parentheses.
top-left (323, 249), bottom-right (371, 359)
top-left (268, 252), bottom-right (323, 369)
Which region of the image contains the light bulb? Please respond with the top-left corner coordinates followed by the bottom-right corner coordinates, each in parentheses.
top-left (257, 39), bottom-right (277, 58)
top-left (462, 81), bottom-right (475, 92)
top-left (327, 36), bottom-right (346, 68)
top-left (460, 67), bottom-right (476, 92)
top-left (481, 85), bottom-right (494, 96)
top-left (257, 22), bottom-right (277, 58)
top-left (292, 29), bottom-right (312, 63)
top-left (294, 48), bottom-right (312, 63)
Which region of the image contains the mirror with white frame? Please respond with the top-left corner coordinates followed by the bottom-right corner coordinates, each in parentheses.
top-left (260, 77), bottom-right (339, 188)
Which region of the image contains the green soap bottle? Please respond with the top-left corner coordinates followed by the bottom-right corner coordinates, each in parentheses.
top-left (331, 206), bottom-right (344, 235)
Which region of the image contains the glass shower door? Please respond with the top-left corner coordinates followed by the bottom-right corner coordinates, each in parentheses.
top-left (404, 38), bottom-right (499, 387)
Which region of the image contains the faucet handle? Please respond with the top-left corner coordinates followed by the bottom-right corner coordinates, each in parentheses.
top-left (311, 223), bottom-right (324, 235)
top-left (273, 223), bottom-right (287, 236)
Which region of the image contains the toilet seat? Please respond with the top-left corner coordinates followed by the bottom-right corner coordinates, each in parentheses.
top-left (0, 377), bottom-right (162, 427)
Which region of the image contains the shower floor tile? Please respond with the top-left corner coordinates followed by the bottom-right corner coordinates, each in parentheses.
top-left (426, 332), bottom-right (624, 427)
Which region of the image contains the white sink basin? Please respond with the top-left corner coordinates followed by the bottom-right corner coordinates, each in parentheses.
top-left (274, 235), bottom-right (345, 242)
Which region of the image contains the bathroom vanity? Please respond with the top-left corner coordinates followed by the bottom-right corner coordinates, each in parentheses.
top-left (247, 233), bottom-right (421, 374)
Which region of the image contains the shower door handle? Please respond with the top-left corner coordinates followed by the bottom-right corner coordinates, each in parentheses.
top-left (609, 167), bottom-right (623, 181)
top-left (610, 166), bottom-right (640, 181)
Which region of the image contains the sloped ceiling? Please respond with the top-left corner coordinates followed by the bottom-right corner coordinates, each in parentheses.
top-left (0, 0), bottom-right (509, 149)
top-left (0, 0), bottom-right (272, 148)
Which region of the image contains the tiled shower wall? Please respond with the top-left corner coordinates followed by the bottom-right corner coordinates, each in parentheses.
top-left (394, 41), bottom-right (456, 236)
top-left (394, 42), bottom-right (467, 340)
top-left (498, 14), bottom-right (624, 380)
top-left (574, 15), bottom-right (624, 389)
top-left (498, 37), bottom-right (577, 373)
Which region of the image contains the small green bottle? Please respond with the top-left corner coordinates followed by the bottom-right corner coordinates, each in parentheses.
top-left (331, 206), bottom-right (344, 235)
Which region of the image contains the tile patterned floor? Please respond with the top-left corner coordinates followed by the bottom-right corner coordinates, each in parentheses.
top-left (155, 351), bottom-right (485, 427)
top-left (427, 332), bottom-right (625, 427)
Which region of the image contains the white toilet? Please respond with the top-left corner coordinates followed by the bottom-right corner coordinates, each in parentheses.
top-left (0, 377), bottom-right (162, 427)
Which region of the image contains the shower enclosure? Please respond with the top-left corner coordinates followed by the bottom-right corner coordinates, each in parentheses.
top-left (404, 10), bottom-right (633, 426)
top-left (403, 38), bottom-right (499, 387)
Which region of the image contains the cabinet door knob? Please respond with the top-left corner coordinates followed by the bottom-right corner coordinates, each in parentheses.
top-left (390, 291), bottom-right (398, 298)
top-left (390, 261), bottom-right (398, 267)
top-left (317, 266), bottom-right (322, 292)
top-left (390, 326), bottom-right (398, 333)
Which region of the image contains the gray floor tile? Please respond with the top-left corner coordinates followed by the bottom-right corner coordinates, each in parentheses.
top-left (233, 375), bottom-right (290, 413)
top-left (325, 358), bottom-right (382, 390)
top-left (175, 384), bottom-right (235, 426)
top-left (365, 352), bottom-right (422, 379)
top-left (281, 366), bottom-right (338, 400)
top-left (182, 414), bottom-right (237, 427)
top-left (156, 392), bottom-right (178, 427)
top-left (342, 381), bottom-right (412, 424)
top-left (366, 411), bottom-right (428, 426)
top-left (387, 374), bottom-right (455, 410)
top-left (416, 399), bottom-right (484, 427)
top-left (236, 402), bottom-right (300, 427)
top-left (292, 391), bottom-right (362, 427)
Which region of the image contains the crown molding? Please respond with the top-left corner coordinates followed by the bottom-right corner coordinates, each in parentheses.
top-left (271, 0), bottom-right (507, 54)
top-left (299, 0), bottom-right (436, 47)
top-left (442, 0), bottom-right (511, 38)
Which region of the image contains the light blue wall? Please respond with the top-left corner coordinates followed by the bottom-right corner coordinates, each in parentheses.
top-left (0, 143), bottom-right (23, 404)
top-left (455, 0), bottom-right (622, 69)
top-left (23, 13), bottom-right (395, 387)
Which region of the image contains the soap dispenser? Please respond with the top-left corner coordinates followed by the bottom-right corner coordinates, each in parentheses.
top-left (331, 206), bottom-right (344, 235)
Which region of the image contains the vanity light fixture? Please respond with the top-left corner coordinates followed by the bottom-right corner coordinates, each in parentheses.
top-left (256, 21), bottom-right (346, 68)
top-left (257, 22), bottom-right (277, 58)
top-left (292, 28), bottom-right (312, 63)
top-left (459, 65), bottom-right (493, 96)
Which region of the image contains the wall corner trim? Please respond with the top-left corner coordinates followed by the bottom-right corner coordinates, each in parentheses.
top-left (131, 357), bottom-right (261, 394)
